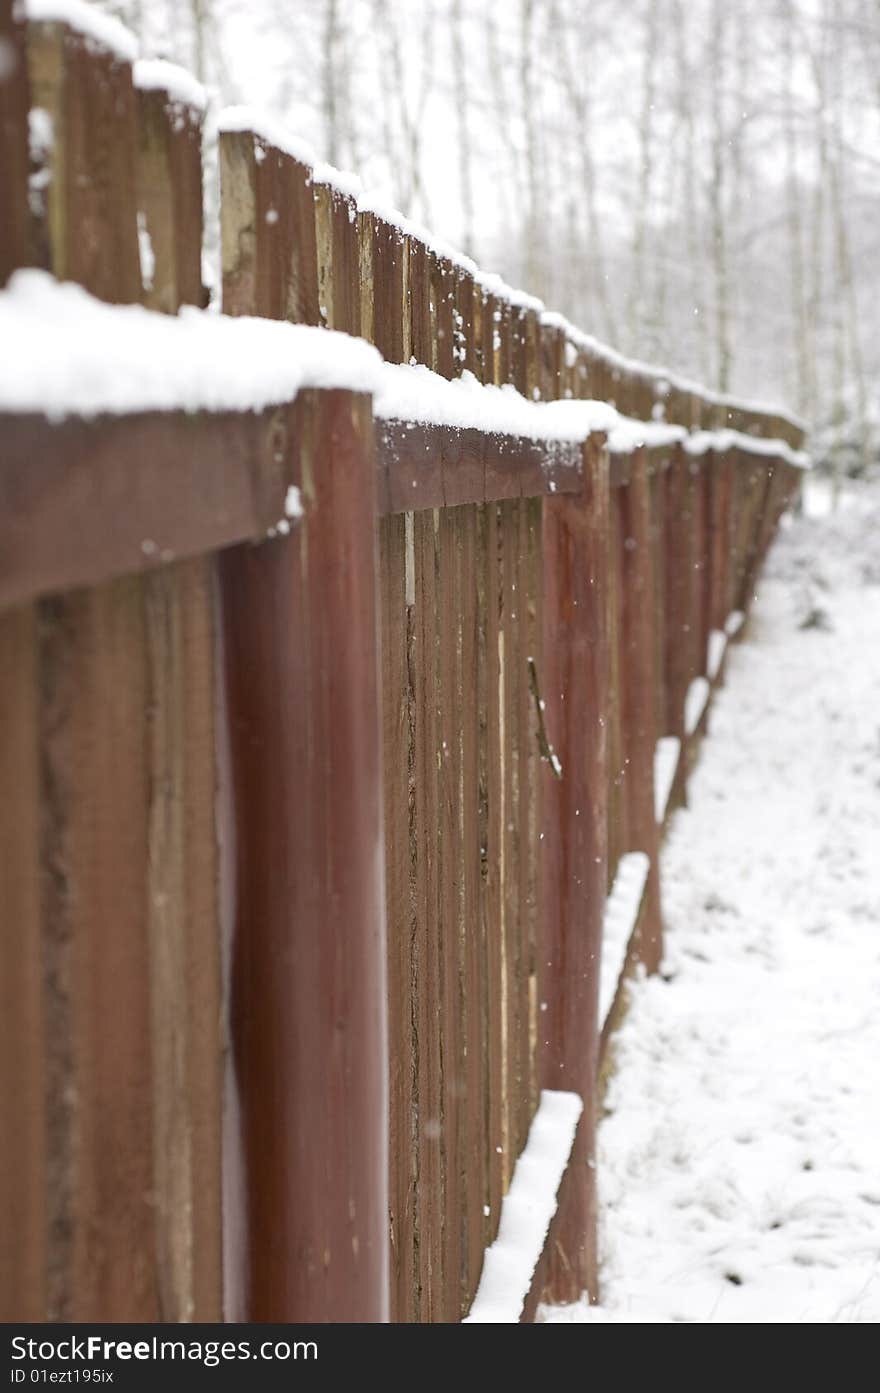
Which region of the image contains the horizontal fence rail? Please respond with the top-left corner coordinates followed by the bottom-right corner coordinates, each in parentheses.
top-left (0, 1), bottom-right (807, 1325)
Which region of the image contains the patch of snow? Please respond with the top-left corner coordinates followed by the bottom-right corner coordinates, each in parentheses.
top-left (464, 1090), bottom-right (583, 1323)
top-left (311, 160), bottom-right (364, 202)
top-left (684, 676), bottom-right (710, 736)
top-left (134, 58), bottom-right (207, 111)
top-left (0, 270), bottom-right (382, 418)
top-left (600, 852), bottom-right (651, 1026)
top-left (707, 629), bottom-right (727, 682)
top-left (725, 610), bottom-right (745, 638)
top-left (24, 0), bottom-right (138, 64)
top-left (685, 428), bottom-right (810, 471)
top-left (607, 418), bottom-right (687, 454)
top-left (216, 106), bottom-right (317, 169)
top-left (284, 485), bottom-right (303, 520)
top-left (543, 480), bottom-right (880, 1322)
top-left (136, 212), bottom-right (154, 292)
top-left (375, 365), bottom-right (616, 443)
top-left (653, 736), bottom-right (681, 824)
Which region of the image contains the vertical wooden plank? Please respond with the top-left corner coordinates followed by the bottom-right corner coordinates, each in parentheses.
top-left (315, 181), bottom-right (360, 335)
top-left (540, 438), bottom-right (609, 1304)
top-left (649, 467), bottom-right (668, 742)
top-left (25, 22), bottom-right (160, 1322)
top-left (501, 501), bottom-right (520, 1180)
top-left (136, 92), bottom-right (223, 1320)
top-left (438, 507), bottom-right (463, 1319)
top-left (663, 447), bottom-right (695, 743)
top-left (27, 19), bottom-right (140, 300)
top-left (366, 212), bottom-right (409, 362)
top-left (39, 579), bottom-right (158, 1320)
top-left (413, 507), bottom-right (443, 1320)
top-left (219, 390), bottom-right (388, 1321)
top-left (708, 449), bottom-right (733, 634)
top-left (606, 482), bottom-right (627, 880)
top-left (219, 128), bottom-right (320, 323)
top-left (143, 560), bottom-right (222, 1321)
top-left (0, 606), bottom-right (46, 1320)
top-left (433, 254), bottom-right (456, 379)
top-left (0, 0), bottom-right (30, 283)
top-left (618, 450), bottom-right (663, 971)
top-left (136, 85), bottom-right (204, 312)
top-left (517, 500), bottom-right (539, 1139)
top-left (378, 513), bottom-right (416, 1322)
top-left (483, 503), bottom-right (505, 1242)
top-left (408, 235), bottom-right (433, 365)
top-left (460, 503), bottom-right (487, 1306)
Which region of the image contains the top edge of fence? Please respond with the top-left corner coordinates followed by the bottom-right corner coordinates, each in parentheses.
top-left (19, 12), bottom-right (806, 441)
top-left (134, 58), bottom-right (207, 111)
top-left (23, 0), bottom-right (138, 62)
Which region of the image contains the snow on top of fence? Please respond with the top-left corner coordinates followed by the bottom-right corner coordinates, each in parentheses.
top-left (600, 851), bottom-right (650, 1027)
top-left (23, 0), bottom-right (138, 63)
top-left (654, 736), bottom-right (681, 825)
top-left (0, 273), bottom-right (808, 469)
top-left (0, 271), bottom-right (382, 417)
top-left (0, 272), bottom-right (608, 441)
top-left (606, 417), bottom-right (687, 454)
top-left (374, 365), bottom-right (616, 442)
top-left (18, 5), bottom-right (805, 438)
top-left (464, 1090), bottom-right (583, 1323)
top-left (134, 59), bottom-right (207, 112)
top-left (685, 428), bottom-right (810, 469)
top-left (216, 106), bottom-right (319, 169)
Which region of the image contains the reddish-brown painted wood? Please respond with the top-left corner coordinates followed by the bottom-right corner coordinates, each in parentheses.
top-left (438, 507), bottom-right (463, 1319)
top-left (540, 438), bottom-right (609, 1304)
top-left (378, 513), bottom-right (416, 1322)
top-left (219, 390), bottom-right (388, 1322)
top-left (617, 450), bottom-right (663, 971)
top-left (0, 605), bottom-right (46, 1320)
top-left (459, 503), bottom-right (488, 1303)
top-left (27, 18), bottom-right (140, 300)
top-left (0, 0), bottom-right (29, 284)
top-left (39, 577), bottom-right (158, 1320)
top-left (483, 502), bottom-right (505, 1240)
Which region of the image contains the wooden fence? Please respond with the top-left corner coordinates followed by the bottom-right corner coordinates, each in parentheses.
top-left (0, 4), bottom-right (805, 1324)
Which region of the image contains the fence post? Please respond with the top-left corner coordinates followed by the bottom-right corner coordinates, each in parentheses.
top-left (218, 389), bottom-right (389, 1322)
top-left (618, 446), bottom-right (663, 970)
top-left (539, 436), bottom-right (609, 1305)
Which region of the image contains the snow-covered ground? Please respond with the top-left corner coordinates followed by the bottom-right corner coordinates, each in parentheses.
top-left (544, 475), bottom-right (880, 1323)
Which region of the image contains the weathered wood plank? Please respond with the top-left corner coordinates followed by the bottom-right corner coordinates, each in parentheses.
top-left (219, 389), bottom-right (388, 1321)
top-left (0, 604), bottom-right (46, 1320)
top-left (540, 438), bottom-right (609, 1304)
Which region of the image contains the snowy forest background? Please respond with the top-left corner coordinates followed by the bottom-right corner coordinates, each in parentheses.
top-left (94, 0), bottom-right (878, 466)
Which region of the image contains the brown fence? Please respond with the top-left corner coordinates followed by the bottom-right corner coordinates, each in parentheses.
top-left (0, 4), bottom-right (805, 1325)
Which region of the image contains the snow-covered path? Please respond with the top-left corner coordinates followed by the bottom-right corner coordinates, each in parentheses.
top-left (546, 478), bottom-right (880, 1323)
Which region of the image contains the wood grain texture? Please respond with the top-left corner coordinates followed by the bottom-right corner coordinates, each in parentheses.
top-left (540, 439), bottom-right (609, 1304)
top-left (0, 605), bottom-right (46, 1320)
top-left (220, 390), bottom-right (388, 1322)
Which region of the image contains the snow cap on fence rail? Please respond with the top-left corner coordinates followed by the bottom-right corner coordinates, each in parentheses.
top-left (0, 270), bottom-right (383, 417)
top-left (216, 106), bottom-right (319, 169)
top-left (23, 0), bottom-right (138, 63)
top-left (21, 2), bottom-right (806, 440)
top-left (0, 272), bottom-right (606, 441)
top-left (0, 272), bottom-right (809, 465)
top-left (464, 1090), bottom-right (583, 1323)
top-left (134, 59), bottom-right (207, 112)
top-left (685, 428), bottom-right (810, 470)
